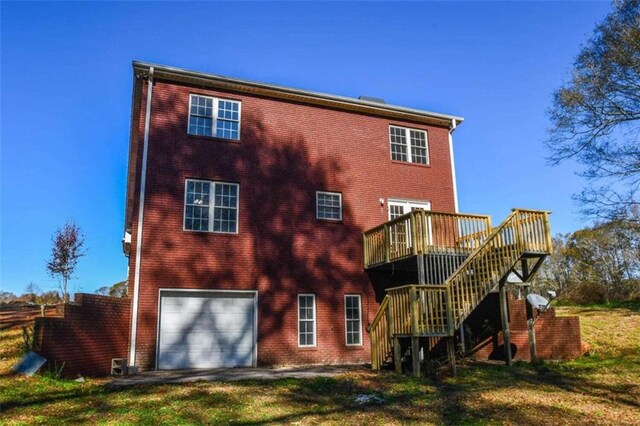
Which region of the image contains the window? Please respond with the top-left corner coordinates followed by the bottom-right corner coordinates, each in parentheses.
top-left (316, 191), bottom-right (342, 221)
top-left (389, 204), bottom-right (405, 220)
top-left (345, 295), bottom-right (362, 346)
top-left (184, 179), bottom-right (239, 233)
top-left (188, 94), bottom-right (241, 140)
top-left (389, 125), bottom-right (429, 164)
top-left (298, 294), bottom-right (316, 347)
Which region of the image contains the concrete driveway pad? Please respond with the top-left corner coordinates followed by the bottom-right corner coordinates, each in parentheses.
top-left (109, 364), bottom-right (365, 387)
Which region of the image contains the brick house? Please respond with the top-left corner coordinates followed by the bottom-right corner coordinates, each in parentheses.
top-left (118, 61), bottom-right (579, 375)
top-left (122, 61), bottom-right (464, 371)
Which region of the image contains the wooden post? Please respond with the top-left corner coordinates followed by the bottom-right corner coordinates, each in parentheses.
top-left (521, 258), bottom-right (530, 282)
top-left (411, 337), bottom-right (421, 377)
top-left (410, 211), bottom-right (418, 255)
top-left (393, 336), bottom-right (402, 374)
top-left (384, 224), bottom-right (391, 263)
top-left (544, 212), bottom-right (553, 253)
top-left (362, 234), bottom-right (368, 269)
top-left (459, 322), bottom-right (466, 355)
top-left (523, 285), bottom-right (538, 362)
top-left (499, 281), bottom-right (512, 366)
top-left (445, 289), bottom-right (455, 336)
top-left (371, 327), bottom-right (378, 370)
top-left (513, 210), bottom-right (523, 252)
top-left (446, 337), bottom-right (457, 376)
top-left (410, 287), bottom-right (421, 377)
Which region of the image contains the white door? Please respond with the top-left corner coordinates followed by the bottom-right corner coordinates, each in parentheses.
top-left (388, 200), bottom-right (432, 250)
top-left (388, 199), bottom-right (431, 219)
top-left (157, 291), bottom-right (256, 369)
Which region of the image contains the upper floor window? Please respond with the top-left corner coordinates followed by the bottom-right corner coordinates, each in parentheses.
top-left (188, 94), bottom-right (241, 140)
top-left (389, 125), bottom-right (429, 165)
top-left (184, 179), bottom-right (239, 233)
top-left (316, 191), bottom-right (342, 221)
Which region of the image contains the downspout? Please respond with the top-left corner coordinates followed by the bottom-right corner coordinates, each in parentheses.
top-left (448, 118), bottom-right (464, 350)
top-left (448, 119), bottom-right (459, 213)
top-left (129, 66), bottom-right (154, 369)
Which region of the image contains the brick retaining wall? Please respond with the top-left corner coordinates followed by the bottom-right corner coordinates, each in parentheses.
top-left (469, 293), bottom-right (582, 361)
top-left (34, 294), bottom-right (131, 377)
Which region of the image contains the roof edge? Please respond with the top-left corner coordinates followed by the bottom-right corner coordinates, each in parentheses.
top-left (132, 61), bottom-right (464, 128)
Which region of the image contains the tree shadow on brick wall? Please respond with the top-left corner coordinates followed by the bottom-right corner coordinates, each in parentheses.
top-left (135, 87), bottom-right (374, 367)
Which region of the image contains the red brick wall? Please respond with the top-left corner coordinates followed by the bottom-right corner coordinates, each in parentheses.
top-left (127, 77), bottom-right (457, 369)
top-left (472, 295), bottom-right (582, 361)
top-left (34, 294), bottom-right (131, 377)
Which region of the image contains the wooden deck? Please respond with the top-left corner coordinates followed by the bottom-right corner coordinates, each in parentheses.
top-left (367, 209), bottom-right (553, 374)
top-left (363, 210), bottom-right (492, 269)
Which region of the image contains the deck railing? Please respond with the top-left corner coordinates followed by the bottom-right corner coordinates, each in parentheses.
top-left (368, 209), bottom-right (552, 368)
top-left (363, 210), bottom-right (492, 269)
top-left (386, 285), bottom-right (451, 337)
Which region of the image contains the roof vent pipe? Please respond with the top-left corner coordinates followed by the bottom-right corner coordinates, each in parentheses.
top-left (358, 96), bottom-right (386, 104)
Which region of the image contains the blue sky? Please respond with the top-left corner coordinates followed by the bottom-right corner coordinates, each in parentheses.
top-left (1, 1), bottom-right (612, 296)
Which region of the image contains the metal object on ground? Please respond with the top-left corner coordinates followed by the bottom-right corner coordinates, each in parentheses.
top-left (12, 351), bottom-right (46, 376)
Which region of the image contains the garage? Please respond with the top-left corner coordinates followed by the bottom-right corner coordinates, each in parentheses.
top-left (157, 290), bottom-right (257, 370)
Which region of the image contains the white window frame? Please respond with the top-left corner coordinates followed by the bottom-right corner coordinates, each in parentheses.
top-left (344, 294), bottom-right (362, 346)
top-left (316, 191), bottom-right (343, 221)
top-left (389, 125), bottom-right (429, 165)
top-left (183, 179), bottom-right (240, 234)
top-left (297, 294), bottom-right (317, 347)
top-left (188, 94), bottom-right (242, 140)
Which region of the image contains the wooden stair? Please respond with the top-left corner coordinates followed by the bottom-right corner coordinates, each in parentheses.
top-left (366, 209), bottom-right (552, 375)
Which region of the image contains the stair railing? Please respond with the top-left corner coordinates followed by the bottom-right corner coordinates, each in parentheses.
top-left (445, 209), bottom-right (552, 332)
top-left (368, 295), bottom-right (390, 370)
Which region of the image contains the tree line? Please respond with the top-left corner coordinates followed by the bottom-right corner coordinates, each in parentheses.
top-left (533, 218), bottom-right (640, 304)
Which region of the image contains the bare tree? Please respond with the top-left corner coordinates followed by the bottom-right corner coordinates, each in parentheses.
top-left (547, 0), bottom-right (640, 221)
top-left (46, 221), bottom-right (86, 303)
top-left (25, 282), bottom-right (41, 296)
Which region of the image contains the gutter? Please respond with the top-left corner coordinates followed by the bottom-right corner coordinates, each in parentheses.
top-left (128, 66), bottom-right (154, 370)
top-left (448, 119), bottom-right (459, 213)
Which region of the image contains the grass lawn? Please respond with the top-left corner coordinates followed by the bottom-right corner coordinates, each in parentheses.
top-left (1, 303), bottom-right (638, 425)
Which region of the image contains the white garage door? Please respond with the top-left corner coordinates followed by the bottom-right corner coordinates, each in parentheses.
top-left (158, 291), bottom-right (256, 370)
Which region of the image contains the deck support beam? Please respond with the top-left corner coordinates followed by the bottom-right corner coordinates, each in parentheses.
top-left (411, 337), bottom-right (421, 377)
top-left (523, 285), bottom-right (538, 362)
top-left (446, 337), bottom-right (457, 376)
top-left (393, 337), bottom-right (402, 374)
top-left (499, 280), bottom-right (512, 366)
top-left (409, 285), bottom-right (421, 377)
